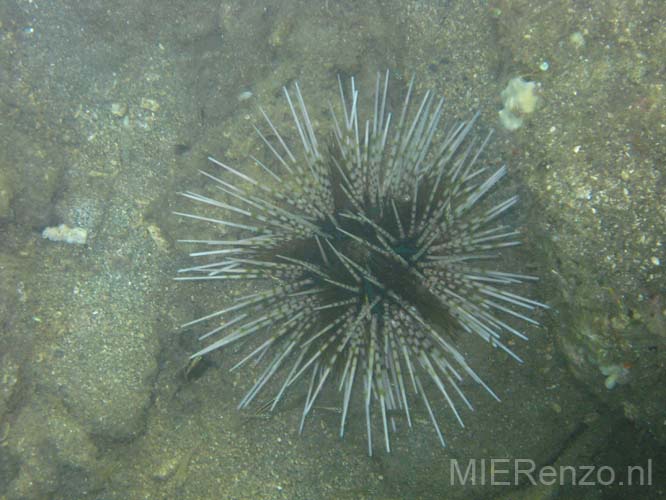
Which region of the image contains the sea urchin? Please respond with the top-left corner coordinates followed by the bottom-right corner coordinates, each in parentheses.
top-left (175, 71), bottom-right (547, 455)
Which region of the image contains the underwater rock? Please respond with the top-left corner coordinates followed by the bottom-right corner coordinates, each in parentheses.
top-left (499, 77), bottom-right (540, 131)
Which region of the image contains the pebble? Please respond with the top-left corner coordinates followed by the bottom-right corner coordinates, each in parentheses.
top-left (153, 456), bottom-right (180, 481)
top-left (42, 224), bottom-right (88, 245)
top-left (147, 223), bottom-right (169, 251)
top-left (237, 90), bottom-right (253, 102)
top-left (569, 31), bottom-right (585, 49)
top-left (140, 98), bottom-right (160, 112)
top-left (0, 170), bottom-right (13, 219)
top-left (111, 102), bottom-right (128, 117)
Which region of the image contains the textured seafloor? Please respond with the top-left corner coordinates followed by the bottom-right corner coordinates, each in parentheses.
top-left (0, 1), bottom-right (664, 499)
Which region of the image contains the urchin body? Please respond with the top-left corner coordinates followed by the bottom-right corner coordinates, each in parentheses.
top-left (176, 72), bottom-right (546, 455)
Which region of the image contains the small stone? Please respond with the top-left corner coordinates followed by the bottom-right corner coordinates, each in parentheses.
top-left (140, 98), bottom-right (160, 112)
top-left (111, 102), bottom-right (128, 117)
top-left (574, 186), bottom-right (591, 200)
top-left (1, 355), bottom-right (20, 416)
top-left (42, 224), bottom-right (88, 245)
top-left (600, 364), bottom-right (630, 390)
top-left (499, 77), bottom-right (540, 131)
top-left (237, 90), bottom-right (253, 102)
top-left (569, 31), bottom-right (585, 49)
top-left (153, 456), bottom-right (180, 481)
top-left (0, 170), bottom-right (14, 219)
top-left (147, 223), bottom-right (169, 252)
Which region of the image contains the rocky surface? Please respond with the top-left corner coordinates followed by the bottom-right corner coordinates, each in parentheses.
top-left (0, 0), bottom-right (664, 499)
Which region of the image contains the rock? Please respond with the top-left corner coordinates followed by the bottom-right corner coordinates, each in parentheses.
top-left (0, 354), bottom-right (19, 419)
top-left (499, 77), bottom-right (540, 131)
top-left (40, 277), bottom-right (159, 441)
top-left (140, 98), bottom-right (160, 112)
top-left (4, 399), bottom-right (99, 499)
top-left (111, 102), bottom-right (128, 117)
top-left (0, 169), bottom-right (14, 219)
top-left (41, 224), bottom-right (88, 245)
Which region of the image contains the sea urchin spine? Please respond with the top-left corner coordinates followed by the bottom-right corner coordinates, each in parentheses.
top-left (175, 71), bottom-right (547, 455)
